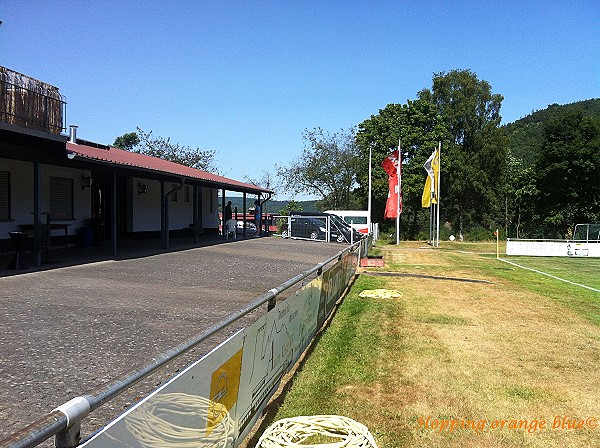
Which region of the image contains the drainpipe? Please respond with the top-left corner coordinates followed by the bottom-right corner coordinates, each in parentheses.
top-left (162, 178), bottom-right (185, 249)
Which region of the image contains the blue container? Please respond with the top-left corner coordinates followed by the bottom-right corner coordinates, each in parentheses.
top-left (80, 227), bottom-right (93, 247)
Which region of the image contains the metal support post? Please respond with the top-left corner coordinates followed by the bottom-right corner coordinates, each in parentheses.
top-left (53, 397), bottom-right (90, 448)
top-left (111, 174), bottom-right (117, 257)
top-left (193, 185), bottom-right (199, 244)
top-left (221, 189), bottom-right (226, 240)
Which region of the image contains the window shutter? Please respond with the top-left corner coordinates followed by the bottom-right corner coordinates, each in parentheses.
top-left (49, 176), bottom-right (73, 218)
top-left (0, 171), bottom-right (10, 220)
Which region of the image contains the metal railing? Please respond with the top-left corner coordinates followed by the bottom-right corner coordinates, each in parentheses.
top-left (0, 66), bottom-right (66, 135)
top-left (573, 223), bottom-right (600, 243)
top-left (274, 214), bottom-right (365, 245)
top-left (0, 242), bottom-right (363, 448)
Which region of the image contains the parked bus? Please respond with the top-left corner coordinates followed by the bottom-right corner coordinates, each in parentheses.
top-left (325, 210), bottom-right (371, 234)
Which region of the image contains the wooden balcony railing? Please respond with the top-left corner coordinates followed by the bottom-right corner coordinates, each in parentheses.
top-left (0, 66), bottom-right (66, 135)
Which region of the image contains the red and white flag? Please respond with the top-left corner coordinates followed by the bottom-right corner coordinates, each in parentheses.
top-left (381, 147), bottom-right (402, 219)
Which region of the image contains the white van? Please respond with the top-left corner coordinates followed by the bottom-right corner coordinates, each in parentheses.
top-left (325, 210), bottom-right (371, 235)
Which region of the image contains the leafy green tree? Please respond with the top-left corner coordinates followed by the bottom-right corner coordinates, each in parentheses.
top-left (418, 69), bottom-right (507, 236)
top-left (504, 156), bottom-right (539, 238)
top-left (113, 127), bottom-right (220, 173)
top-left (277, 127), bottom-right (360, 209)
top-left (113, 132), bottom-right (140, 151)
top-left (356, 99), bottom-right (446, 238)
top-left (535, 110), bottom-right (600, 237)
top-left (280, 200), bottom-right (303, 215)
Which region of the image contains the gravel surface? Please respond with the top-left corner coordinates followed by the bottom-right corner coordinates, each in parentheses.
top-left (0, 237), bottom-right (346, 444)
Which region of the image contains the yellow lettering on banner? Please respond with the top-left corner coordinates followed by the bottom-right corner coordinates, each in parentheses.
top-left (206, 348), bottom-right (243, 437)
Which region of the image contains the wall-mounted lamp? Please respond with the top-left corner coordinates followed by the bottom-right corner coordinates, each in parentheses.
top-left (81, 175), bottom-right (93, 190)
top-left (138, 183), bottom-right (148, 195)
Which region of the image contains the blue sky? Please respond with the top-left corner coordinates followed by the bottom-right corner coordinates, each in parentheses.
top-left (2, 1), bottom-right (599, 199)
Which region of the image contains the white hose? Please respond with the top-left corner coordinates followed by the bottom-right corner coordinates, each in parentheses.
top-left (358, 289), bottom-right (403, 299)
top-left (256, 415), bottom-right (378, 448)
top-left (124, 392), bottom-right (235, 448)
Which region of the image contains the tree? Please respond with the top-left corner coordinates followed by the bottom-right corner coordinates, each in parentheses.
top-left (277, 127), bottom-right (360, 209)
top-left (113, 127), bottom-right (220, 173)
top-left (503, 99), bottom-right (600, 237)
top-left (504, 155), bottom-right (539, 238)
top-left (280, 200), bottom-right (303, 214)
top-left (113, 132), bottom-right (139, 152)
top-left (356, 99), bottom-right (446, 238)
top-left (418, 69), bottom-right (507, 236)
top-left (243, 170), bottom-right (276, 196)
top-left (535, 110), bottom-right (600, 237)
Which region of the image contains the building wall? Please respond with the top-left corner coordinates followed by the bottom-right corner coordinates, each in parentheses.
top-left (1, 157), bottom-right (223, 244)
top-left (0, 158), bottom-right (91, 238)
top-left (129, 179), bottom-right (219, 233)
top-left (131, 178), bottom-right (161, 232)
top-left (202, 187), bottom-right (219, 230)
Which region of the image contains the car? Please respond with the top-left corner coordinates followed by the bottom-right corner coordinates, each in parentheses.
top-left (282, 212), bottom-right (363, 243)
top-left (324, 210), bottom-right (370, 234)
top-left (236, 220), bottom-right (256, 235)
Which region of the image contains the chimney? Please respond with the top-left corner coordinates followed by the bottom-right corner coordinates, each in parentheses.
top-left (69, 125), bottom-right (78, 143)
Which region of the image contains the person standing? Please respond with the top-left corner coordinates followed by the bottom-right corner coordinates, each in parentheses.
top-left (224, 201), bottom-right (233, 223)
top-left (254, 200), bottom-right (261, 237)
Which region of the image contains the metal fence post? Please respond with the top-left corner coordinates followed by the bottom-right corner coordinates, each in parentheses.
top-left (53, 397), bottom-right (90, 448)
top-left (267, 287), bottom-right (277, 311)
top-left (54, 421), bottom-right (81, 448)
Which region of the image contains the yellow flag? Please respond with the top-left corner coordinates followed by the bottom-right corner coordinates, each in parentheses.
top-left (432, 148), bottom-right (440, 203)
top-left (422, 175), bottom-right (432, 208)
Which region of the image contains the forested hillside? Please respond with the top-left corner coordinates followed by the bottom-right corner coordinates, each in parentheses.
top-left (505, 99), bottom-right (600, 170)
top-left (503, 98), bottom-right (600, 238)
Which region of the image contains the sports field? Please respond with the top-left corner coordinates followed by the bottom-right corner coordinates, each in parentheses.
top-left (251, 241), bottom-right (600, 447)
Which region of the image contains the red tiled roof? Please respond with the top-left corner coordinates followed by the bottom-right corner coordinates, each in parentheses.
top-left (66, 142), bottom-right (272, 193)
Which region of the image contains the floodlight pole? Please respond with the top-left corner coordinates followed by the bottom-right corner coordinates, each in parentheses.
top-left (396, 138), bottom-right (401, 246)
top-left (367, 143), bottom-right (372, 234)
top-left (436, 141), bottom-right (441, 247)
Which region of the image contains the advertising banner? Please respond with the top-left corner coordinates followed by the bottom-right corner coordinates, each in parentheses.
top-left (506, 240), bottom-right (600, 257)
top-left (81, 252), bottom-right (357, 447)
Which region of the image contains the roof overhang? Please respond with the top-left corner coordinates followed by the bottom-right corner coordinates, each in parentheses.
top-left (0, 121), bottom-right (68, 156)
top-left (66, 141), bottom-right (273, 195)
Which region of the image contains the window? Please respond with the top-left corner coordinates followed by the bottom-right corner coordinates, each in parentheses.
top-left (49, 176), bottom-right (73, 218)
top-left (0, 171), bottom-right (10, 220)
top-left (344, 216), bottom-right (367, 225)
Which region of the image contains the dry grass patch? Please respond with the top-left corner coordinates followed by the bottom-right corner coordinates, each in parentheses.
top-left (267, 243), bottom-right (600, 447)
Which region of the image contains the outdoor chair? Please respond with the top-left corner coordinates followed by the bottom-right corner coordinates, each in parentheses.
top-left (225, 219), bottom-right (237, 239)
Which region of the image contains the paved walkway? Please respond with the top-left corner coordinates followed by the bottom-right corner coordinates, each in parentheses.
top-left (0, 236), bottom-right (346, 442)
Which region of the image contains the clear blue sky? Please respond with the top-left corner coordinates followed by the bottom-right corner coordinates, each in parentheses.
top-left (2, 1), bottom-right (599, 199)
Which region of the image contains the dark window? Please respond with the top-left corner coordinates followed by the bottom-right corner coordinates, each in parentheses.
top-left (49, 176), bottom-right (73, 218)
top-left (344, 216), bottom-right (367, 224)
top-left (0, 171), bottom-right (10, 220)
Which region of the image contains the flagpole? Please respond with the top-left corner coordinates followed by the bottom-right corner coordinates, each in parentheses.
top-left (367, 143), bottom-right (372, 234)
top-left (396, 138), bottom-right (401, 245)
top-left (430, 204), bottom-right (434, 245)
top-left (436, 141), bottom-right (441, 247)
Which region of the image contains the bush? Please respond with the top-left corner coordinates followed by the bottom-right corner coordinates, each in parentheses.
top-left (464, 225), bottom-right (496, 242)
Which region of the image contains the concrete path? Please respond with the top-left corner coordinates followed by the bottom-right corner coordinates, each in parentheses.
top-left (0, 237), bottom-right (347, 442)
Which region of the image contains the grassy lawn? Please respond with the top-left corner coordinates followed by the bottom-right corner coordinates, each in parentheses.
top-left (257, 241), bottom-right (600, 447)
